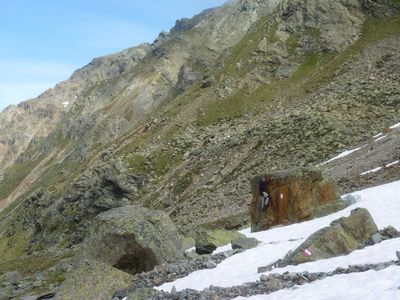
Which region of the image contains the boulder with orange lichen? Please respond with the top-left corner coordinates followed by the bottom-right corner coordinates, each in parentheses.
top-left (250, 168), bottom-right (345, 232)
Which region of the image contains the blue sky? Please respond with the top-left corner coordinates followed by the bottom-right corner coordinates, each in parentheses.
top-left (0, 0), bottom-right (226, 111)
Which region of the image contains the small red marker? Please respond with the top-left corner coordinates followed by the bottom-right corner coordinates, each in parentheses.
top-left (304, 249), bottom-right (312, 257)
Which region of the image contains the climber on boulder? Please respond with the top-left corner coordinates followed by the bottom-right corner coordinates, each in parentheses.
top-left (259, 176), bottom-right (270, 210)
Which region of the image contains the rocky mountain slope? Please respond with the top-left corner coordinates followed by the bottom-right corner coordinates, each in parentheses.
top-left (0, 0), bottom-right (400, 298)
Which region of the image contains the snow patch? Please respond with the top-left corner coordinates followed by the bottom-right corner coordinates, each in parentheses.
top-left (214, 244), bottom-right (233, 254)
top-left (361, 166), bottom-right (383, 175)
top-left (386, 160), bottom-right (400, 168)
top-left (390, 122), bottom-right (400, 129)
top-left (374, 135), bottom-right (387, 142)
top-left (318, 146), bottom-right (363, 166)
top-left (360, 160), bottom-right (400, 175)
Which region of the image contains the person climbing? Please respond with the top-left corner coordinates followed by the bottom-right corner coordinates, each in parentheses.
top-left (259, 176), bottom-right (270, 210)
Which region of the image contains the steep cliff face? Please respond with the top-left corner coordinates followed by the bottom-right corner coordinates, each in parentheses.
top-left (0, 0), bottom-right (400, 296)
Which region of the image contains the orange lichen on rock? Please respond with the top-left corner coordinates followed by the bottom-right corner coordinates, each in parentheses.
top-left (250, 168), bottom-right (345, 232)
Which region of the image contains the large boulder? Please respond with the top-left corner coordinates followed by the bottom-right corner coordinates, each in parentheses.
top-left (283, 208), bottom-right (378, 266)
top-left (82, 205), bottom-right (184, 274)
top-left (250, 168), bottom-right (345, 232)
top-left (55, 260), bottom-right (132, 300)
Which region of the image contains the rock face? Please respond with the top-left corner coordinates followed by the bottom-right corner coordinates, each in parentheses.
top-left (250, 168), bottom-right (345, 232)
top-left (283, 208), bottom-right (378, 265)
top-left (55, 260), bottom-right (132, 300)
top-left (82, 205), bottom-right (183, 274)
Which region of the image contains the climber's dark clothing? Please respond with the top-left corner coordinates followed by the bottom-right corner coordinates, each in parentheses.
top-left (259, 178), bottom-right (270, 210)
top-left (259, 179), bottom-right (267, 195)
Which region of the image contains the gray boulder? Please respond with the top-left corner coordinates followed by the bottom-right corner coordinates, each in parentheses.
top-left (231, 237), bottom-right (260, 250)
top-left (82, 205), bottom-right (183, 274)
top-left (194, 229), bottom-right (246, 255)
top-left (3, 271), bottom-right (23, 285)
top-left (283, 208), bottom-right (378, 265)
top-left (381, 225), bottom-right (400, 239)
top-left (195, 233), bottom-right (217, 255)
top-left (370, 233), bottom-right (383, 244)
top-left (205, 259), bottom-right (217, 269)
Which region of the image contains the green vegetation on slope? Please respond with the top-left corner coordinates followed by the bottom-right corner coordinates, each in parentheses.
top-left (221, 16), bottom-right (272, 78)
top-left (0, 159), bottom-right (42, 200)
top-left (0, 251), bottom-right (73, 276)
top-left (197, 13), bottom-right (400, 126)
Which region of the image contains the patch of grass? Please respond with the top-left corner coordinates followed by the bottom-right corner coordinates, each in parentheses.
top-left (291, 53), bottom-right (320, 81)
top-left (197, 83), bottom-right (250, 126)
top-left (153, 149), bottom-right (182, 176)
top-left (173, 172), bottom-right (193, 195)
top-left (220, 16), bottom-right (274, 78)
top-left (198, 51), bottom-right (321, 126)
top-left (163, 83), bottom-right (203, 120)
top-left (125, 148), bottom-right (183, 177)
top-left (46, 269), bottom-right (68, 286)
top-left (0, 158), bottom-right (42, 200)
top-left (0, 251), bottom-right (73, 276)
top-left (0, 226), bottom-right (29, 261)
top-left (126, 154), bottom-right (148, 173)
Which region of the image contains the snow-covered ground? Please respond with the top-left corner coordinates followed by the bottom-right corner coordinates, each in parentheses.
top-left (157, 181), bottom-right (400, 299)
top-left (236, 266), bottom-right (400, 300)
top-left (374, 135), bottom-right (387, 142)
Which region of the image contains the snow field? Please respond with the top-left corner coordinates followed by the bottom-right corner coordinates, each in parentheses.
top-left (157, 180), bottom-right (400, 294)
